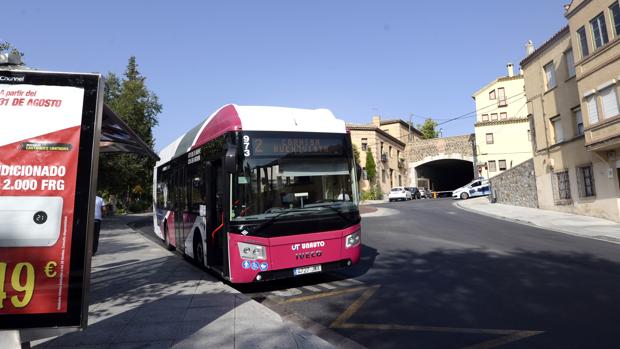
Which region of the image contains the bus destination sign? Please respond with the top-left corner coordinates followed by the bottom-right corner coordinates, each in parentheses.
top-left (246, 135), bottom-right (344, 156)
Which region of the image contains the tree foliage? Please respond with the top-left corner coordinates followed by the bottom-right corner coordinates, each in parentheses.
top-left (98, 57), bottom-right (162, 211)
top-left (418, 118), bottom-right (439, 139)
top-left (365, 149), bottom-right (377, 183)
top-left (352, 143), bottom-right (361, 165)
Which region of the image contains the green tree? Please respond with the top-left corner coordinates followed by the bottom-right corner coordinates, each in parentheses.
top-left (417, 118), bottom-right (439, 139)
top-left (99, 57), bottom-right (162, 211)
top-left (365, 149), bottom-right (376, 183)
top-left (352, 143), bottom-right (361, 165)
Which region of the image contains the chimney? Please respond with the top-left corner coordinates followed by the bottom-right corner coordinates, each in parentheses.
top-left (372, 115), bottom-right (381, 126)
top-left (507, 63), bottom-right (514, 77)
top-left (526, 40), bottom-right (535, 55)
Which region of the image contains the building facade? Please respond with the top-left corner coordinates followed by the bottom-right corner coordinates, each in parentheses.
top-left (348, 116), bottom-right (421, 196)
top-left (521, 0), bottom-right (620, 221)
top-left (472, 65), bottom-right (533, 179)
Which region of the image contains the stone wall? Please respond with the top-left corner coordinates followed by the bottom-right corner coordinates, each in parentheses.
top-left (489, 158), bottom-right (538, 208)
top-left (408, 135), bottom-right (475, 163)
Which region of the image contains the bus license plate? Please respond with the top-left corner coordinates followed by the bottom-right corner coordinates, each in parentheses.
top-left (293, 265), bottom-right (322, 276)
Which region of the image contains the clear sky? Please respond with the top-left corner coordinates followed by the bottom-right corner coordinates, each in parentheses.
top-left (4, 1), bottom-right (568, 151)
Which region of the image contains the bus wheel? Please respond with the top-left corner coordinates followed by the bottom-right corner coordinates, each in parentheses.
top-left (193, 232), bottom-right (205, 268)
top-left (163, 223), bottom-right (173, 250)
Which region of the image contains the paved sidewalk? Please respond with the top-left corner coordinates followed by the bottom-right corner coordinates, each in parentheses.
top-left (456, 197), bottom-right (620, 244)
top-left (32, 215), bottom-right (334, 349)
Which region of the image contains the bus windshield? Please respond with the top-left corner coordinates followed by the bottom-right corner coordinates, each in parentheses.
top-left (232, 134), bottom-right (358, 222)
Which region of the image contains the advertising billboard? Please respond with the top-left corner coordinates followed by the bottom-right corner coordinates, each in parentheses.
top-left (0, 70), bottom-right (102, 329)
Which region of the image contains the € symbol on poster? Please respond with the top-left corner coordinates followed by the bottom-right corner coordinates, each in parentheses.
top-left (44, 261), bottom-right (57, 278)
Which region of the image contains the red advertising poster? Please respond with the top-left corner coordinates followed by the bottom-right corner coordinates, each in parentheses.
top-left (0, 83), bottom-right (84, 314)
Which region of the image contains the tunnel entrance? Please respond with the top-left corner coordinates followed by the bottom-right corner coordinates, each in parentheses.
top-left (415, 159), bottom-right (474, 192)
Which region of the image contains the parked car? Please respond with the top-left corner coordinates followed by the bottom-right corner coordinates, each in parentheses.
top-left (388, 186), bottom-right (412, 202)
top-left (452, 178), bottom-right (490, 200)
top-left (418, 188), bottom-right (429, 199)
top-left (405, 187), bottom-right (421, 199)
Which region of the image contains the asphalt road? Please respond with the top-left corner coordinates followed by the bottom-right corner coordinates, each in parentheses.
top-left (134, 200), bottom-right (620, 348)
top-left (238, 199), bottom-right (620, 349)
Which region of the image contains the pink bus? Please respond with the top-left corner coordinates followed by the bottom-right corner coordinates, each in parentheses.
top-left (153, 104), bottom-right (361, 283)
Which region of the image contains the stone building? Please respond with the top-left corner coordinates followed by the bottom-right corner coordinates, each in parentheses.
top-left (520, 1), bottom-right (620, 221)
top-left (472, 64), bottom-right (532, 179)
top-left (348, 116), bottom-right (422, 195)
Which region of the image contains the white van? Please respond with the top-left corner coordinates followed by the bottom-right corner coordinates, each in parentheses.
top-left (452, 178), bottom-right (490, 200)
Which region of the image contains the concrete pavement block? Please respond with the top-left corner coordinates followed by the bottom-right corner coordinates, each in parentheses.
top-left (189, 293), bottom-right (238, 308)
top-left (113, 322), bottom-right (180, 343)
top-left (235, 329), bottom-right (299, 349)
top-left (183, 306), bottom-right (233, 322)
top-left (173, 317), bottom-right (235, 348)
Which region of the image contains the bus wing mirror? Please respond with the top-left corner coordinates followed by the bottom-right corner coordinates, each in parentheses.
top-left (225, 147), bottom-right (237, 173)
top-left (356, 164), bottom-right (362, 181)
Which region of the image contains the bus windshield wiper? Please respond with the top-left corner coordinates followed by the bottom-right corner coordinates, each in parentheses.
top-left (304, 202), bottom-right (354, 223)
top-left (253, 208), bottom-right (307, 232)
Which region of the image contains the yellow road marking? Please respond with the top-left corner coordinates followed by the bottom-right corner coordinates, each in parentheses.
top-left (330, 285), bottom-right (380, 328)
top-left (280, 283), bottom-right (543, 348)
top-left (333, 322), bottom-right (519, 335)
top-left (280, 286), bottom-right (369, 304)
top-left (462, 331), bottom-right (544, 349)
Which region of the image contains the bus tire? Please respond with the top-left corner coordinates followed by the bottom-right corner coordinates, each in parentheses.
top-left (460, 192), bottom-right (469, 200)
top-left (163, 222), bottom-right (173, 251)
top-left (193, 231), bottom-right (205, 268)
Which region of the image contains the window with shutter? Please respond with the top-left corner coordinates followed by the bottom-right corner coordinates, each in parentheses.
top-left (498, 88), bottom-right (507, 106)
top-left (552, 117), bottom-right (564, 143)
top-left (566, 49), bottom-right (575, 78)
top-left (601, 86), bottom-right (619, 119)
top-left (544, 62), bottom-right (556, 90)
top-left (575, 108), bottom-right (584, 136)
top-left (587, 95), bottom-right (599, 124)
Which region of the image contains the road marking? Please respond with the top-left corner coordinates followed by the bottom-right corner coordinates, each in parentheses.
top-left (272, 288), bottom-right (302, 297)
top-left (330, 285), bottom-right (380, 328)
top-left (281, 286), bottom-right (369, 304)
top-left (335, 323), bottom-right (526, 335)
top-left (462, 330), bottom-right (544, 349)
top-left (302, 285), bottom-right (322, 292)
top-left (318, 282), bottom-right (337, 290)
top-left (328, 285), bottom-right (544, 348)
top-left (332, 280), bottom-right (353, 287)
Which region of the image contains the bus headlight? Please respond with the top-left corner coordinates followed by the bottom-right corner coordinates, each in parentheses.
top-left (238, 242), bottom-right (266, 260)
top-left (345, 230), bottom-right (361, 248)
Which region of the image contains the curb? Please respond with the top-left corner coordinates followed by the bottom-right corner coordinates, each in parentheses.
top-left (453, 201), bottom-right (620, 246)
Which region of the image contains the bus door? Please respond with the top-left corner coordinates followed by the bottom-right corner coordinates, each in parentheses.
top-left (173, 167), bottom-right (187, 251)
top-left (206, 160), bottom-right (226, 273)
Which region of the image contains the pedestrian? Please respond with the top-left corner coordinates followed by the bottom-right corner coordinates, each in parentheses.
top-left (93, 193), bottom-right (104, 255)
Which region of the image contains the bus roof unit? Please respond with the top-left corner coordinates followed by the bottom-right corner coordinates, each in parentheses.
top-left (156, 104), bottom-right (345, 166)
